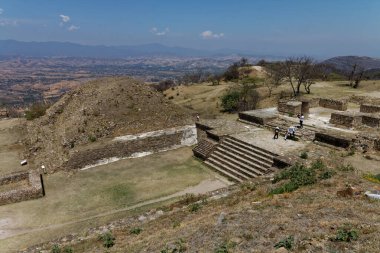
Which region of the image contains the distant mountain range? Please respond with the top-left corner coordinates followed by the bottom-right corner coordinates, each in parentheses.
top-left (0, 40), bottom-right (276, 59)
top-left (323, 56), bottom-right (380, 72)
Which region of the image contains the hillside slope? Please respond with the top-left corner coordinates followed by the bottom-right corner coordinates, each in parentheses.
top-left (24, 77), bottom-right (193, 172)
top-left (323, 56), bottom-right (380, 72)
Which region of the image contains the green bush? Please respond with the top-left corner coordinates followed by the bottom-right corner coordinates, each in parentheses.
top-left (63, 246), bottom-right (73, 253)
top-left (270, 161), bottom-right (332, 195)
top-left (51, 245), bottom-right (61, 253)
top-left (130, 227), bottom-right (142, 235)
top-left (25, 103), bottom-right (50, 120)
top-left (189, 203), bottom-right (201, 213)
top-left (274, 236), bottom-right (294, 250)
top-left (300, 151), bottom-right (308, 159)
top-left (99, 232), bottom-right (115, 248)
top-left (221, 90), bottom-right (240, 112)
top-left (88, 135), bottom-right (97, 142)
top-left (333, 227), bottom-right (358, 242)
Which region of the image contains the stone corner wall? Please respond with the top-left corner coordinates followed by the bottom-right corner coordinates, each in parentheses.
top-left (319, 98), bottom-right (348, 111)
top-left (0, 171), bottom-right (44, 206)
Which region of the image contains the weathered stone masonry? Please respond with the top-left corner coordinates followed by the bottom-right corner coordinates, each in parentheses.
top-left (65, 125), bottom-right (197, 170)
top-left (0, 171), bottom-right (44, 206)
top-left (319, 98), bottom-right (347, 111)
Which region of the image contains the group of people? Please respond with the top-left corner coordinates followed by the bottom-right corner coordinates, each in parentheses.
top-left (273, 113), bottom-right (305, 140)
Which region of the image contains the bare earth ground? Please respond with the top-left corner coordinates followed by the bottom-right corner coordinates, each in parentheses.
top-left (0, 147), bottom-right (229, 252)
top-left (0, 119), bottom-right (28, 176)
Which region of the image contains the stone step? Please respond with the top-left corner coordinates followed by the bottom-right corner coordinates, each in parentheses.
top-left (221, 141), bottom-right (274, 164)
top-left (211, 151), bottom-right (263, 177)
top-left (226, 137), bottom-right (278, 158)
top-left (217, 145), bottom-right (273, 169)
top-left (214, 148), bottom-right (269, 174)
top-left (205, 160), bottom-right (243, 183)
top-left (208, 156), bottom-right (252, 180)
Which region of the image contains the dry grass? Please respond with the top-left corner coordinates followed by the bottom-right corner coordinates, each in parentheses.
top-left (73, 160), bottom-right (380, 253)
top-left (0, 119), bottom-right (27, 176)
top-left (0, 147), bottom-right (221, 252)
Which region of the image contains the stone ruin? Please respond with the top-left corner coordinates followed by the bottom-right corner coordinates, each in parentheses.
top-left (0, 170), bottom-right (44, 206)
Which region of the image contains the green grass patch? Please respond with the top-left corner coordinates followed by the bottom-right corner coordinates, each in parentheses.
top-left (363, 173), bottom-right (380, 184)
top-left (103, 183), bottom-right (135, 204)
top-left (270, 160), bottom-right (334, 195)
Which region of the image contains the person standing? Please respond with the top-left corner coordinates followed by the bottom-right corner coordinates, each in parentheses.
top-left (273, 126), bottom-right (280, 139)
top-left (299, 114), bottom-right (304, 128)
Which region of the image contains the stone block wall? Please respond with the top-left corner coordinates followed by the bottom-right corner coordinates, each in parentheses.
top-left (278, 100), bottom-right (302, 115)
top-left (0, 171), bottom-right (44, 206)
top-left (319, 98), bottom-right (347, 111)
top-left (360, 104), bottom-right (380, 113)
top-left (362, 115), bottom-right (380, 128)
top-left (65, 125), bottom-right (197, 170)
top-left (314, 132), bottom-right (352, 148)
top-left (329, 112), bottom-right (363, 127)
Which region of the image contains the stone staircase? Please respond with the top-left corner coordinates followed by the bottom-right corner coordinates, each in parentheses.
top-left (205, 136), bottom-right (276, 182)
top-left (193, 139), bottom-right (218, 160)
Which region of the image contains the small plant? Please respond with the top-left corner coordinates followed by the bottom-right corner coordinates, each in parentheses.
top-left (337, 164), bottom-right (355, 172)
top-left (168, 96), bottom-right (174, 100)
top-left (300, 151), bottom-right (308, 159)
top-left (88, 135), bottom-right (97, 142)
top-left (130, 227), bottom-right (142, 235)
top-left (51, 245), bottom-right (61, 253)
top-left (189, 203), bottom-right (201, 212)
top-left (63, 246), bottom-right (73, 253)
top-left (99, 232), bottom-right (115, 248)
top-left (319, 169), bottom-right (335, 180)
top-left (274, 236), bottom-right (294, 250)
top-left (240, 181), bottom-right (256, 192)
top-left (332, 227), bottom-right (358, 242)
top-left (161, 239), bottom-right (187, 253)
top-left (214, 241), bottom-right (237, 253)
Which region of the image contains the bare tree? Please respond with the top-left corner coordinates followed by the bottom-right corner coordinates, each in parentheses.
top-left (347, 63), bottom-right (364, 88)
top-left (264, 62), bottom-right (284, 96)
top-left (281, 56), bottom-right (317, 96)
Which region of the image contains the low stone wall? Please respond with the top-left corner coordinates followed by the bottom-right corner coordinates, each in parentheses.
top-left (238, 110), bottom-right (277, 125)
top-left (329, 112), bottom-right (363, 127)
top-left (0, 171), bottom-right (44, 206)
top-left (0, 171), bottom-right (29, 185)
top-left (65, 125), bottom-right (197, 170)
top-left (362, 115), bottom-right (380, 128)
top-left (360, 104), bottom-right (380, 113)
top-left (278, 100), bottom-right (302, 115)
top-left (319, 98), bottom-right (347, 111)
top-left (314, 131), bottom-right (352, 148)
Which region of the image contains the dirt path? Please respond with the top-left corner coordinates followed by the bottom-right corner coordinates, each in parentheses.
top-left (0, 178), bottom-right (231, 241)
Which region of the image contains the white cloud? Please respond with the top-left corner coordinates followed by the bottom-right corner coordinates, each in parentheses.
top-left (59, 14), bottom-right (70, 23)
top-left (151, 27), bottom-right (169, 36)
top-left (200, 30), bottom-right (224, 39)
top-left (0, 18), bottom-right (18, 27)
top-left (0, 8), bottom-right (4, 15)
top-left (68, 25), bottom-right (80, 31)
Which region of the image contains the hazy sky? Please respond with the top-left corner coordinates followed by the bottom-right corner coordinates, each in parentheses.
top-left (0, 0), bottom-right (379, 57)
